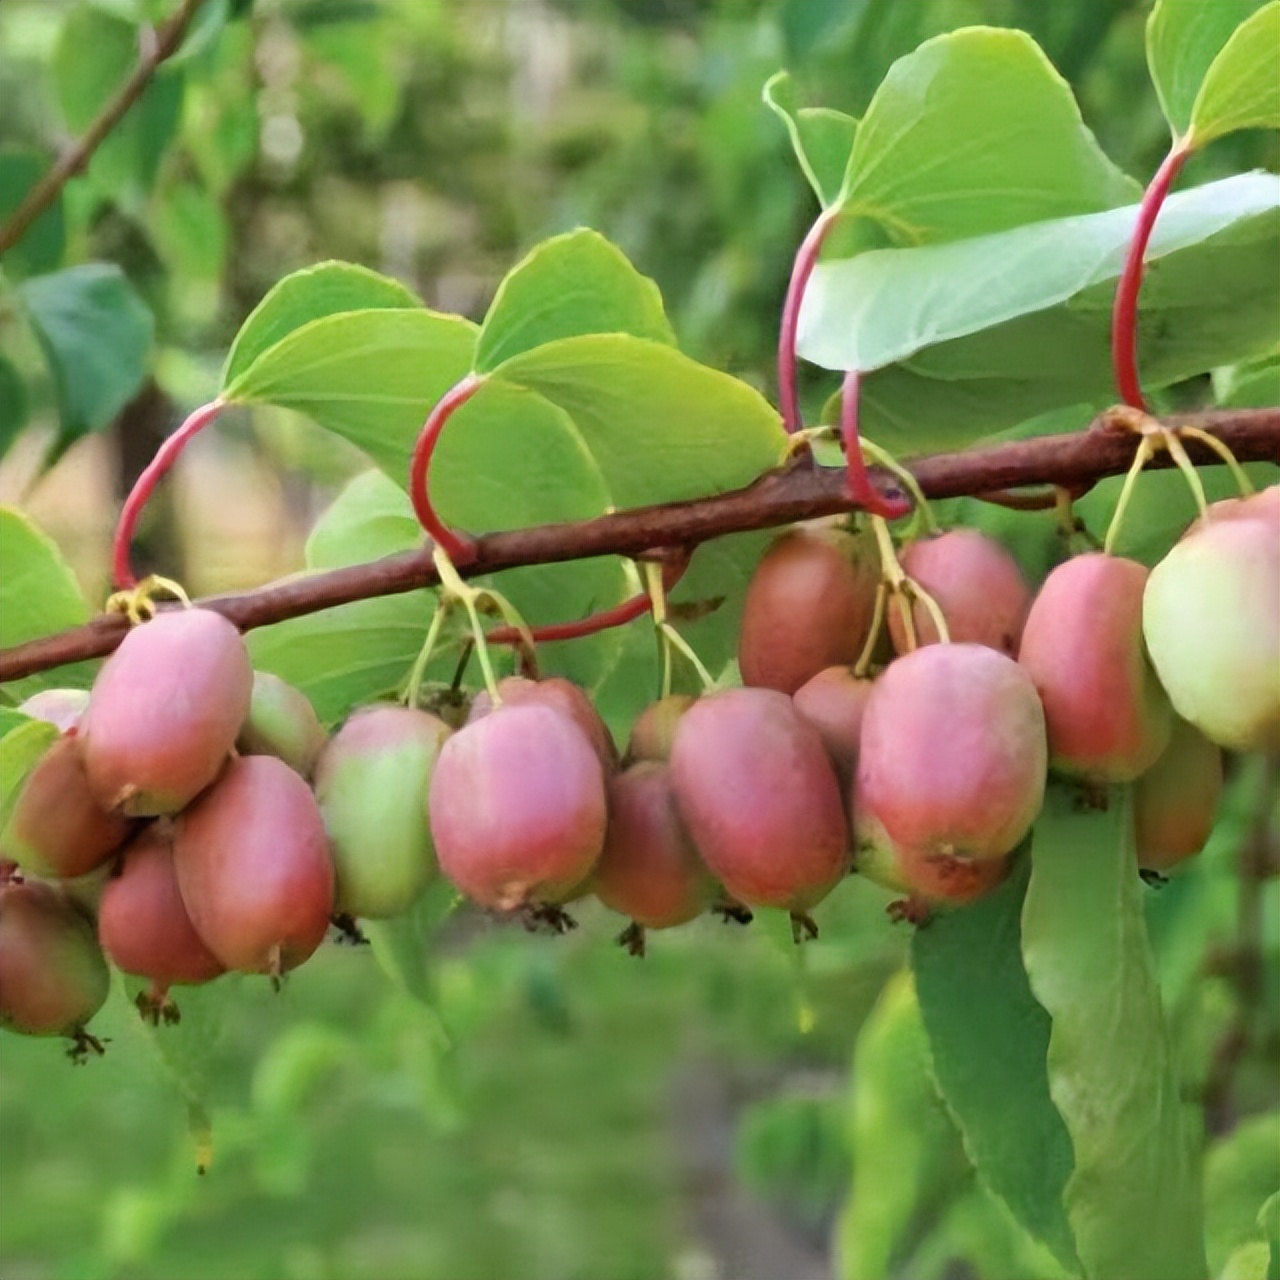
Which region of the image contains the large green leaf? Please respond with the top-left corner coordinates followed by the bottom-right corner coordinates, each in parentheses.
top-left (913, 860), bottom-right (1080, 1273)
top-left (1191, 3), bottom-right (1280, 145)
top-left (18, 264), bottom-right (154, 448)
top-left (839, 27), bottom-right (1137, 249)
top-left (0, 149), bottom-right (65, 280)
top-left (0, 718), bottom-right (59, 834)
top-left (762, 71), bottom-right (858, 209)
top-left (1146, 0), bottom-right (1268, 137)
top-left (1205, 1113), bottom-right (1280, 1277)
top-left (223, 262), bottom-right (424, 387)
top-left (1022, 784), bottom-right (1207, 1280)
top-left (52, 5), bottom-right (184, 204)
top-left (474, 230), bottom-right (674, 373)
top-left (836, 970), bottom-right (966, 1280)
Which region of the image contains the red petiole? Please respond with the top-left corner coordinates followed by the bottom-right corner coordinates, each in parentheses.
top-left (778, 204), bottom-right (840, 435)
top-left (840, 371), bottom-right (911, 519)
top-left (408, 372), bottom-right (485, 565)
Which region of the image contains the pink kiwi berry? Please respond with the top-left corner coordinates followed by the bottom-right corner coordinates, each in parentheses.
top-left (469, 675), bottom-right (618, 772)
top-left (1133, 718), bottom-right (1224, 874)
top-left (888, 528), bottom-right (1032, 656)
top-left (792, 666), bottom-right (876, 797)
top-left (429, 701), bottom-right (607, 911)
top-left (173, 756), bottom-right (333, 977)
top-left (854, 644), bottom-right (1046, 864)
top-left (1019, 553), bottom-right (1171, 781)
top-left (98, 825), bottom-right (225, 1023)
top-left (0, 879), bottom-right (109, 1049)
top-left (237, 672), bottom-right (328, 779)
top-left (81, 609), bottom-right (253, 816)
top-left (594, 762), bottom-right (718, 949)
top-left (738, 526), bottom-right (879, 694)
top-left (314, 704), bottom-right (452, 920)
top-left (3, 735), bottom-right (132, 879)
top-left (668, 687), bottom-right (847, 933)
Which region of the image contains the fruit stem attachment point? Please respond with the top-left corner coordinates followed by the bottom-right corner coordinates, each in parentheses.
top-left (104, 574), bottom-right (193, 625)
top-left (869, 515), bottom-right (950, 650)
top-left (112, 398), bottom-right (226, 591)
top-left (1177, 427), bottom-right (1255, 497)
top-left (660, 622), bottom-right (716, 691)
top-left (779, 204), bottom-right (840, 434)
top-left (431, 547), bottom-right (503, 703)
top-left (1111, 141), bottom-right (1192, 411)
top-left (409, 373), bottom-right (485, 565)
top-left (861, 439), bottom-right (937, 534)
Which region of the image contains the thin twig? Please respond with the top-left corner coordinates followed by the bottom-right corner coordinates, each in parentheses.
top-left (1, 406), bottom-right (1275, 683)
top-left (0, 0), bottom-right (208, 256)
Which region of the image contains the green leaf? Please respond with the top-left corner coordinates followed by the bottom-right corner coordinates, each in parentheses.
top-left (0, 507), bottom-right (97, 703)
top-left (17, 264), bottom-right (154, 446)
top-left (1146, 0), bottom-right (1268, 137)
top-left (223, 262), bottom-right (425, 387)
top-left (0, 718), bottom-right (59, 834)
top-left (1205, 1113), bottom-right (1280, 1276)
top-left (1191, 3), bottom-right (1280, 145)
top-left (52, 5), bottom-right (184, 204)
top-left (1022, 783), bottom-right (1207, 1280)
top-left (0, 355), bottom-right (30, 459)
top-left (0, 709), bottom-right (34, 739)
top-left (1220, 1241), bottom-right (1273, 1280)
top-left (836, 970), bottom-right (967, 1280)
top-left (762, 71), bottom-right (858, 209)
top-left (150, 181), bottom-right (226, 281)
top-left (840, 28), bottom-right (1137, 248)
top-left (0, 149), bottom-right (66, 279)
top-left (913, 860), bottom-right (1080, 1272)
top-left (474, 230), bottom-right (674, 374)
top-left (1261, 1192), bottom-right (1280, 1280)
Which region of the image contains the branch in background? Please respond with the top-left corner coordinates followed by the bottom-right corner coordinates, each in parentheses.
top-left (1, 406), bottom-right (1276, 683)
top-left (0, 0), bottom-right (208, 256)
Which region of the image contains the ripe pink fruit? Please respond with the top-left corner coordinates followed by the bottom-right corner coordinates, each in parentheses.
top-left (1134, 719), bottom-right (1223, 873)
top-left (668, 688), bottom-right (847, 920)
top-left (855, 644), bottom-right (1046, 862)
top-left (625, 694), bottom-right (696, 764)
top-left (594, 762), bottom-right (717, 933)
top-left (3, 736), bottom-right (132, 879)
top-left (314, 704), bottom-right (452, 919)
top-left (854, 823), bottom-right (1011, 914)
top-left (237, 672), bottom-right (328, 778)
top-left (429, 702), bottom-right (607, 910)
top-left (888, 529), bottom-right (1031, 656)
top-left (469, 675), bottom-right (618, 772)
top-left (173, 756), bottom-right (334, 976)
top-left (81, 609), bottom-right (253, 815)
top-left (739, 526), bottom-right (879, 694)
top-left (792, 666), bottom-right (875, 795)
top-left (0, 880), bottom-right (109, 1043)
top-left (98, 826), bottom-right (225, 1021)
top-left (1019, 553), bottom-right (1171, 781)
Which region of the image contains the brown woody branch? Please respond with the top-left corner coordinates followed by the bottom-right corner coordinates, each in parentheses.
top-left (0, 0), bottom-right (207, 256)
top-left (2, 406), bottom-right (1276, 683)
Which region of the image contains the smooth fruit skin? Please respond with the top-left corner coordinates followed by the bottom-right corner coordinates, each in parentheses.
top-left (173, 756), bottom-right (334, 974)
top-left (792, 666), bottom-right (875, 796)
top-left (19, 688), bottom-right (90, 732)
top-left (469, 676), bottom-right (618, 772)
top-left (237, 672), bottom-right (328, 779)
top-left (854, 816), bottom-right (1011, 907)
top-left (888, 529), bottom-right (1031, 657)
top-left (1134, 718), bottom-right (1224, 873)
top-left (0, 880), bottom-right (109, 1038)
top-left (315, 705), bottom-right (452, 919)
top-left (3, 736), bottom-right (132, 879)
top-left (855, 644), bottom-right (1046, 862)
top-left (668, 688), bottom-right (848, 911)
top-left (625, 695), bottom-right (696, 765)
top-left (430, 702), bottom-right (607, 910)
top-left (1019, 553), bottom-right (1171, 781)
top-left (98, 826), bottom-right (225, 988)
top-left (1143, 514), bottom-right (1280, 753)
top-left (81, 609), bottom-right (253, 816)
top-left (738, 526), bottom-right (879, 694)
top-left (594, 763), bottom-right (717, 928)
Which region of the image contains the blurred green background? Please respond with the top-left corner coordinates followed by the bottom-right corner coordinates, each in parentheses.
top-left (0, 2), bottom-right (1277, 1278)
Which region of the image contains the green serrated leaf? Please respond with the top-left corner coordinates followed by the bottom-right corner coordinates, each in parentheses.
top-left (1191, 3), bottom-right (1280, 146)
top-left (841, 27), bottom-right (1137, 248)
top-left (0, 149), bottom-right (66, 280)
top-left (17, 264), bottom-right (154, 446)
top-left (475, 229), bottom-right (674, 374)
top-left (836, 970), bottom-right (966, 1280)
top-left (1147, 0), bottom-right (1267, 138)
top-left (1022, 783), bottom-right (1207, 1280)
top-left (913, 860), bottom-right (1080, 1273)
top-left (0, 718), bottom-right (59, 833)
top-left (762, 71), bottom-right (858, 209)
top-left (223, 262), bottom-right (425, 387)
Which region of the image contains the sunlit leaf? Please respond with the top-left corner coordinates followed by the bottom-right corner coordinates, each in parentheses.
top-left (762, 71), bottom-right (858, 209)
top-left (1191, 3), bottom-right (1280, 145)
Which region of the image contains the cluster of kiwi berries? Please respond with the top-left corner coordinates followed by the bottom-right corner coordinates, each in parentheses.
top-left (2, 484), bottom-right (1276, 1058)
